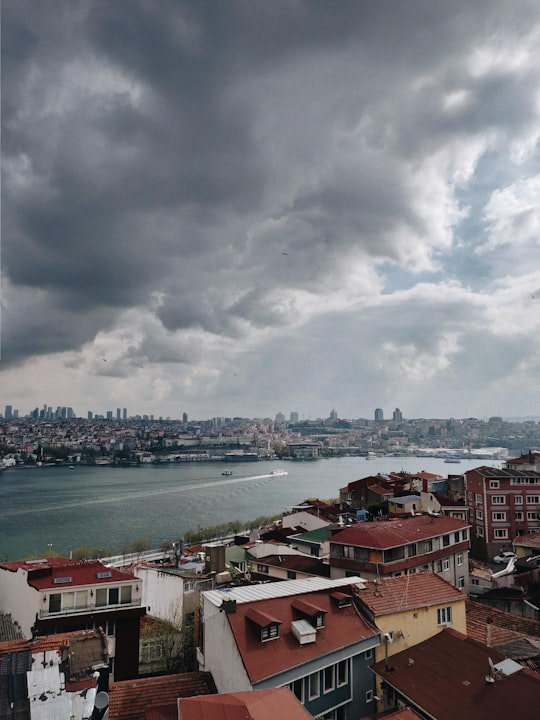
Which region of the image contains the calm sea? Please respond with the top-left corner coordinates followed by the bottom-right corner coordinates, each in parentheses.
top-left (0, 456), bottom-right (501, 560)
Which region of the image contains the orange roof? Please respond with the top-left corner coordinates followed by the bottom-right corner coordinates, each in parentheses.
top-left (355, 572), bottom-right (466, 615)
top-left (226, 587), bottom-right (379, 683)
top-left (178, 688), bottom-right (312, 720)
top-left (109, 672), bottom-right (217, 720)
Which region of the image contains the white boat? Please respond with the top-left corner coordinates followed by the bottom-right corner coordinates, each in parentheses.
top-left (270, 468), bottom-right (288, 477)
top-left (222, 470), bottom-right (233, 476)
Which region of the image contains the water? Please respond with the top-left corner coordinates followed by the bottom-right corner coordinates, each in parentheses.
top-left (0, 456), bottom-right (500, 560)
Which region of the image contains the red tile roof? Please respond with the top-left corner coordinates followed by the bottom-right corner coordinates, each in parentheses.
top-left (109, 672), bottom-right (217, 720)
top-left (0, 557), bottom-right (135, 589)
top-left (355, 572), bottom-right (466, 615)
top-left (226, 586), bottom-right (379, 683)
top-left (371, 628), bottom-right (540, 720)
top-left (331, 515), bottom-right (469, 549)
top-left (466, 600), bottom-right (540, 640)
top-left (178, 688), bottom-right (312, 720)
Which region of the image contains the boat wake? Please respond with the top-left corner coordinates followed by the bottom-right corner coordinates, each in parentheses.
top-left (0, 471), bottom-right (288, 518)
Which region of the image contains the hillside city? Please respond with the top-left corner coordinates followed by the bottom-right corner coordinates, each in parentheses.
top-left (1, 408), bottom-right (540, 720)
top-left (2, 405), bottom-right (540, 467)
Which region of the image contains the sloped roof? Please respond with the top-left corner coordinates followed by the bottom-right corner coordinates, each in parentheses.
top-left (466, 600), bottom-right (540, 640)
top-left (0, 557), bottom-right (135, 590)
top-left (254, 554), bottom-right (330, 576)
top-left (330, 515), bottom-right (469, 549)
top-left (0, 612), bottom-right (25, 642)
top-left (226, 586), bottom-right (379, 683)
top-left (371, 628), bottom-right (540, 720)
top-left (355, 572), bottom-right (466, 616)
top-left (109, 672), bottom-right (217, 720)
top-left (178, 688), bottom-right (312, 720)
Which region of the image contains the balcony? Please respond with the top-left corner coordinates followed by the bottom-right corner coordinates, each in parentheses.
top-left (39, 597), bottom-right (141, 618)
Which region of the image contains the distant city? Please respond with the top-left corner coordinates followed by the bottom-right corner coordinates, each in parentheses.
top-left (2, 403), bottom-right (540, 466)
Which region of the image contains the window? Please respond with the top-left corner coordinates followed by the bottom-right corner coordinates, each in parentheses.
top-left (477, 526), bottom-right (484, 537)
top-left (492, 496), bottom-right (506, 504)
top-left (489, 480), bottom-right (499, 489)
top-left (366, 690), bottom-right (374, 702)
top-left (527, 496), bottom-right (540, 505)
top-left (314, 612), bottom-right (325, 628)
top-left (476, 508), bottom-right (483, 519)
top-left (120, 585), bottom-right (132, 604)
top-left (471, 577), bottom-right (480, 585)
top-left (184, 581), bottom-right (195, 592)
top-left (458, 576), bottom-right (465, 589)
top-left (309, 672), bottom-right (320, 700)
top-left (437, 607), bottom-right (452, 625)
top-left (443, 558), bottom-right (450, 571)
top-left (96, 587), bottom-right (122, 607)
top-left (457, 553), bottom-right (463, 566)
top-left (290, 679), bottom-right (303, 703)
top-left (494, 529), bottom-right (508, 539)
top-left (104, 619), bottom-right (115, 636)
top-left (515, 496), bottom-right (523, 504)
top-left (424, 539), bottom-right (433, 552)
top-left (256, 564), bottom-right (269, 573)
top-left (408, 543), bottom-right (417, 557)
top-left (287, 570), bottom-right (297, 580)
top-left (475, 493), bottom-right (482, 505)
top-left (364, 648), bottom-right (373, 660)
top-left (323, 665), bottom-right (335, 693)
top-left (492, 512), bottom-right (506, 521)
top-left (337, 659), bottom-right (348, 686)
top-left (261, 624), bottom-right (279, 641)
top-left (454, 532), bottom-right (460, 543)
top-left (527, 512), bottom-right (539, 521)
top-left (140, 639), bottom-right (163, 664)
top-left (462, 529), bottom-right (468, 541)
top-left (442, 535), bottom-right (450, 547)
top-left (515, 511), bottom-right (524, 521)
top-left (436, 560), bottom-right (443, 572)
top-left (48, 593), bottom-right (61, 613)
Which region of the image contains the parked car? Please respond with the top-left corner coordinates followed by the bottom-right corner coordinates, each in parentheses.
top-left (493, 551), bottom-right (517, 564)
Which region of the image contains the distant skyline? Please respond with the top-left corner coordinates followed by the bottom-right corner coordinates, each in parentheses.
top-left (2, 2), bottom-right (540, 420)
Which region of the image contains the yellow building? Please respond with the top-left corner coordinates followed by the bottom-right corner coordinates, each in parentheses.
top-left (354, 572), bottom-right (467, 712)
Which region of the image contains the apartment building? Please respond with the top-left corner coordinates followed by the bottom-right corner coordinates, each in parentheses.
top-left (464, 465), bottom-right (540, 560)
top-left (329, 515), bottom-right (470, 590)
top-left (0, 557), bottom-right (144, 680)
top-left (197, 577), bottom-right (380, 720)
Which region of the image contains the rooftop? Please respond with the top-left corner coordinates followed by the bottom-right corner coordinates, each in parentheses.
top-left (108, 672), bottom-right (217, 720)
top-left (371, 628), bottom-right (540, 720)
top-left (355, 572), bottom-right (466, 616)
top-left (203, 575), bottom-right (366, 608)
top-left (178, 688), bottom-right (312, 720)
top-left (0, 557), bottom-right (136, 590)
top-left (330, 515), bottom-right (469, 549)
top-left (225, 584), bottom-right (379, 682)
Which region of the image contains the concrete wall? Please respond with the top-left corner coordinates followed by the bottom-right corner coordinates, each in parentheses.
top-left (198, 594), bottom-right (251, 693)
top-left (0, 568), bottom-right (40, 636)
top-left (135, 566), bottom-right (184, 624)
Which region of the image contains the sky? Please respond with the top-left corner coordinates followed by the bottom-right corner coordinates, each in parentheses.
top-left (2, 1), bottom-right (540, 422)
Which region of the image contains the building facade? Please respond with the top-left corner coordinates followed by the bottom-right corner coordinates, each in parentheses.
top-left (464, 466), bottom-right (540, 560)
top-left (197, 577), bottom-right (381, 720)
top-left (0, 558), bottom-right (144, 680)
top-left (329, 515), bottom-right (470, 590)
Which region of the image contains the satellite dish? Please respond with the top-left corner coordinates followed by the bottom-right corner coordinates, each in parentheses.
top-left (94, 692), bottom-right (109, 710)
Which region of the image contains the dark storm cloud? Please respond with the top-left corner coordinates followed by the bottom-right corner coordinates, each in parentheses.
top-left (2, 0), bottom-right (540, 420)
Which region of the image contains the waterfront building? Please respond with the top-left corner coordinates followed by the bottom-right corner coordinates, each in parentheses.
top-left (464, 464), bottom-right (540, 561)
top-left (329, 514), bottom-right (470, 591)
top-left (0, 557), bottom-right (145, 680)
top-left (197, 577), bottom-right (380, 719)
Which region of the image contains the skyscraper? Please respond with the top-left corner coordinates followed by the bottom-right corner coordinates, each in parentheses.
top-left (392, 407), bottom-right (403, 422)
top-left (374, 408), bottom-right (384, 422)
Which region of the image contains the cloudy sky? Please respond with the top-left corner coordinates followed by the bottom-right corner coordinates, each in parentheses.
top-left (2, 1), bottom-right (540, 422)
